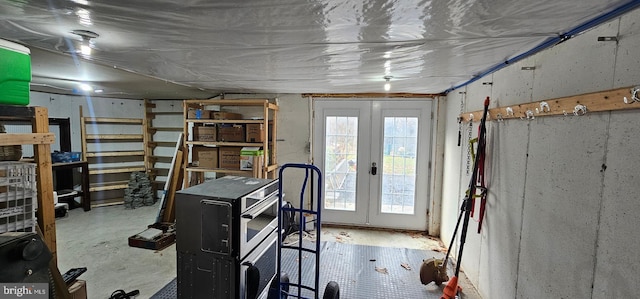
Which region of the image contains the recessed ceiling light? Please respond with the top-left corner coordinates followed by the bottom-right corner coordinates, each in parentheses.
top-left (71, 29), bottom-right (99, 56)
top-left (94, 89), bottom-right (104, 93)
top-left (383, 76), bottom-right (393, 92)
top-left (80, 44), bottom-right (92, 55)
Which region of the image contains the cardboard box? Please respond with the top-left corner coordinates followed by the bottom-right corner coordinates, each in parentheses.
top-left (240, 147), bottom-right (263, 170)
top-left (68, 279), bottom-right (87, 299)
top-left (192, 146), bottom-right (218, 169)
top-left (219, 147), bottom-right (242, 169)
top-left (187, 108), bottom-right (211, 119)
top-left (245, 124), bottom-right (265, 143)
top-left (193, 126), bottom-right (217, 141)
top-left (212, 111), bottom-right (243, 120)
top-left (218, 124), bottom-right (245, 142)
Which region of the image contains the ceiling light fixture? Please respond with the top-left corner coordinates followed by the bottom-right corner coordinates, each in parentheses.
top-left (79, 83), bottom-right (93, 92)
top-left (71, 29), bottom-right (99, 56)
top-left (80, 44), bottom-right (92, 55)
top-left (384, 76), bottom-right (393, 91)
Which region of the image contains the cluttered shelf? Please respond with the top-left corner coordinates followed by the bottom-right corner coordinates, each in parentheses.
top-left (182, 98), bottom-right (278, 186)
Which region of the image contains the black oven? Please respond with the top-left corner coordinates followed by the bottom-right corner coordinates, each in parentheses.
top-left (176, 176), bottom-right (279, 299)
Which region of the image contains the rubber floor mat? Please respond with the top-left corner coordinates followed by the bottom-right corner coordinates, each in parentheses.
top-left (151, 242), bottom-right (448, 298)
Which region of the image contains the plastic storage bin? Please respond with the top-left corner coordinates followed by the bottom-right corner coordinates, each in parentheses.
top-left (0, 39), bottom-right (31, 106)
top-left (0, 161), bottom-right (36, 233)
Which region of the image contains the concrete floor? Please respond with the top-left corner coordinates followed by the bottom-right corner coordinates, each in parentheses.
top-left (55, 204), bottom-right (482, 299)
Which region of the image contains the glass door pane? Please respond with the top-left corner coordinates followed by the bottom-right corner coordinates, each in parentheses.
top-left (381, 117), bottom-right (418, 214)
top-left (324, 116), bottom-right (358, 211)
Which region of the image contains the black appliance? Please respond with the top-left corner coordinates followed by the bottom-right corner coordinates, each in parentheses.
top-left (176, 176), bottom-right (280, 299)
top-left (0, 232), bottom-right (53, 297)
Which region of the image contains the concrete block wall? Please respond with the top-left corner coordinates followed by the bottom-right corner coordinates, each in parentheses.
top-left (440, 7), bottom-right (640, 299)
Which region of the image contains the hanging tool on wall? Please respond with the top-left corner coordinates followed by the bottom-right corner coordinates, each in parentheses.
top-left (420, 97), bottom-right (490, 299)
top-left (467, 127), bottom-right (489, 234)
top-left (444, 96), bottom-right (490, 299)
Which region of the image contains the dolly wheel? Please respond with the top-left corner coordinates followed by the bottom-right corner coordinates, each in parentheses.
top-left (267, 273), bottom-right (290, 299)
top-left (322, 281), bottom-right (340, 299)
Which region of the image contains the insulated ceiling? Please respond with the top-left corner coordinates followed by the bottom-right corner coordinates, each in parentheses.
top-left (0, 0), bottom-right (636, 99)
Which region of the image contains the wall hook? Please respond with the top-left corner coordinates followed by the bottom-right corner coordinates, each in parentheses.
top-left (496, 113), bottom-right (504, 122)
top-left (526, 109), bottom-right (535, 120)
top-left (505, 107), bottom-right (514, 117)
top-left (563, 110), bottom-right (568, 116)
top-left (573, 104), bottom-right (587, 116)
top-left (469, 113), bottom-right (474, 121)
top-left (540, 101), bottom-right (550, 112)
top-left (625, 86), bottom-right (640, 104)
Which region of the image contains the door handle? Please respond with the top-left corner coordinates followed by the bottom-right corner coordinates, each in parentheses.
top-left (371, 162), bottom-right (377, 175)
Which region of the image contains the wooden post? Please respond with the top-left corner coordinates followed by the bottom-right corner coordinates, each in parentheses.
top-left (32, 106), bottom-right (57, 262)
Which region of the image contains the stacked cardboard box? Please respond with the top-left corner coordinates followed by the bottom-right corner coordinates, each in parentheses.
top-left (219, 147), bottom-right (242, 169)
top-left (212, 111), bottom-right (243, 120)
top-left (218, 124), bottom-right (245, 142)
top-left (245, 124), bottom-right (265, 142)
top-left (193, 125), bottom-right (217, 141)
top-left (187, 108), bottom-right (211, 119)
top-left (192, 146), bottom-right (218, 168)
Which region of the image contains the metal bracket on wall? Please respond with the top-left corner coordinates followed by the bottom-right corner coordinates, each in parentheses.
top-left (459, 85), bottom-right (640, 122)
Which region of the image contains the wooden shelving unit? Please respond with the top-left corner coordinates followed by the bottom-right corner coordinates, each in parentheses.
top-left (79, 107), bottom-right (145, 207)
top-left (182, 99), bottom-right (278, 187)
top-left (144, 99), bottom-right (183, 193)
top-left (0, 105), bottom-right (56, 260)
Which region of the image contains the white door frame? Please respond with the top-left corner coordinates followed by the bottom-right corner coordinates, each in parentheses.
top-left (313, 99), bottom-right (434, 231)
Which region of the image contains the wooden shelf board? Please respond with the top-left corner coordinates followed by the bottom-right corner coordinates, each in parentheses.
top-left (148, 141), bottom-right (178, 147)
top-left (84, 117), bottom-right (143, 124)
top-left (148, 127), bottom-right (183, 132)
top-left (89, 166), bottom-right (146, 175)
top-left (86, 134), bottom-right (143, 140)
top-left (89, 181), bottom-right (129, 192)
top-left (0, 133), bottom-right (55, 146)
top-left (86, 151), bottom-right (145, 157)
top-left (186, 167), bottom-right (251, 174)
top-left (147, 111), bottom-right (182, 115)
top-left (91, 198), bottom-right (125, 208)
top-left (186, 141), bottom-right (264, 147)
top-left (184, 99), bottom-right (271, 106)
top-left (187, 119), bottom-right (265, 124)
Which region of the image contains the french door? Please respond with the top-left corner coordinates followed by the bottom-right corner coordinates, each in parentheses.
top-left (313, 100), bottom-right (433, 230)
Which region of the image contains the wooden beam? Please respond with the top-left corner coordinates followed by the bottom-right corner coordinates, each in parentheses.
top-left (302, 92), bottom-right (442, 98)
top-left (89, 181), bottom-right (129, 192)
top-left (460, 86), bottom-right (640, 122)
top-left (85, 151), bottom-right (145, 157)
top-left (85, 134), bottom-right (143, 140)
top-left (183, 99), bottom-right (271, 106)
top-left (83, 117), bottom-right (143, 124)
top-left (89, 166), bottom-right (146, 175)
top-left (32, 106), bottom-right (57, 263)
top-left (162, 149), bottom-right (183, 223)
top-left (146, 111), bottom-right (182, 115)
top-left (0, 133), bottom-right (54, 145)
